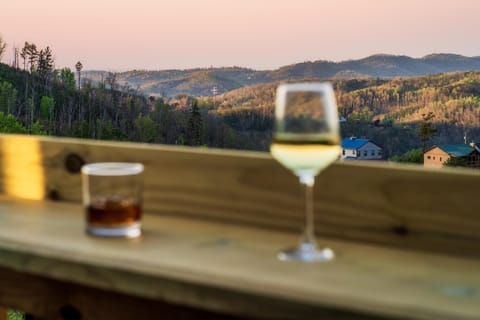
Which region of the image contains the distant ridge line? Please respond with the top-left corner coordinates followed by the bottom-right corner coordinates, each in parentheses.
top-left (83, 53), bottom-right (480, 97)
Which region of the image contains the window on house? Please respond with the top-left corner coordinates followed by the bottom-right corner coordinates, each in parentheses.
top-left (371, 150), bottom-right (375, 156)
top-left (433, 156), bottom-right (436, 160)
top-left (440, 157), bottom-right (442, 162)
top-left (378, 150), bottom-right (382, 156)
top-left (363, 150), bottom-right (367, 156)
top-left (427, 156), bottom-right (431, 159)
top-left (342, 149), bottom-right (345, 156)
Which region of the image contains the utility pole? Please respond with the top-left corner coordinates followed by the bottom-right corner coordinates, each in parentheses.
top-left (211, 85), bottom-right (218, 108)
top-left (12, 47), bottom-right (19, 69)
top-left (75, 61), bottom-right (83, 90)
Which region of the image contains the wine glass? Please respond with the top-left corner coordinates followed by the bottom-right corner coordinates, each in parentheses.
top-left (270, 82), bottom-right (341, 262)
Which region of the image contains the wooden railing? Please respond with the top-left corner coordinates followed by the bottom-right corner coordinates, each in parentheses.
top-left (0, 134), bottom-right (479, 319)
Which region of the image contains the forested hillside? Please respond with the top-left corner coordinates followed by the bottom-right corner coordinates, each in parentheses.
top-left (203, 72), bottom-right (480, 157)
top-left (336, 72), bottom-right (480, 156)
top-left (1, 42), bottom-right (480, 158)
top-left (83, 54), bottom-right (480, 97)
top-left (0, 50), bottom-right (271, 150)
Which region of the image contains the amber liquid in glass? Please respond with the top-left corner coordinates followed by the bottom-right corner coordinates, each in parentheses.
top-left (87, 196), bottom-right (141, 226)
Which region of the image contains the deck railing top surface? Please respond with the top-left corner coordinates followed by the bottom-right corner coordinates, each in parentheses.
top-left (0, 134), bottom-right (479, 319)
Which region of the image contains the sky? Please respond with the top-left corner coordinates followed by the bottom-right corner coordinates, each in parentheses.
top-left (1, 0), bottom-right (480, 71)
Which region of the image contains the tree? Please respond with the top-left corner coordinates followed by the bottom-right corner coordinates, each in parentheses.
top-left (21, 42), bottom-right (38, 73)
top-left (153, 99), bottom-right (174, 143)
top-left (0, 112), bottom-right (28, 133)
top-left (38, 46), bottom-right (54, 86)
top-left (20, 44), bottom-right (27, 70)
top-left (59, 68), bottom-right (76, 91)
top-left (40, 95), bottom-right (55, 126)
top-left (417, 112), bottom-right (437, 151)
top-left (30, 121), bottom-right (47, 135)
top-left (75, 61), bottom-right (83, 90)
top-left (186, 99), bottom-right (203, 146)
top-left (0, 35), bottom-right (6, 62)
top-left (0, 81), bottom-right (17, 114)
top-left (443, 157), bottom-right (467, 167)
top-left (389, 148), bottom-right (423, 164)
top-left (134, 114), bottom-right (156, 143)
top-left (95, 119), bottom-right (122, 140)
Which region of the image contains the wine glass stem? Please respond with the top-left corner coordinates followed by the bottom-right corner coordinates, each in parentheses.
top-left (300, 175), bottom-right (316, 246)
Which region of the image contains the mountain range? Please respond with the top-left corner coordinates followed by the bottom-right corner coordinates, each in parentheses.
top-left (83, 54), bottom-right (480, 97)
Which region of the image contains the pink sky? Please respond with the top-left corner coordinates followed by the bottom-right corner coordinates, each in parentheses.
top-left (1, 0), bottom-right (480, 71)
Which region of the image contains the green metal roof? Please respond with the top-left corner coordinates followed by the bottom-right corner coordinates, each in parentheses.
top-left (437, 144), bottom-right (475, 157)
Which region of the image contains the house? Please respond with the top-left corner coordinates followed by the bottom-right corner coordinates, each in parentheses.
top-left (424, 142), bottom-right (480, 168)
top-left (341, 137), bottom-right (383, 160)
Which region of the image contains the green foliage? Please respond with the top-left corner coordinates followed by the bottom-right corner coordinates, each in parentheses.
top-left (225, 127), bottom-right (237, 147)
top-left (95, 119), bottom-right (123, 141)
top-left (197, 97), bottom-right (214, 109)
top-left (176, 133), bottom-right (185, 145)
top-left (0, 81), bottom-right (17, 114)
top-left (40, 95), bottom-right (54, 120)
top-left (389, 148), bottom-right (423, 164)
top-left (443, 157), bottom-right (468, 167)
top-left (7, 310), bottom-right (24, 320)
top-left (134, 115), bottom-right (156, 143)
top-left (4, 50), bottom-right (480, 155)
top-left (30, 121), bottom-right (47, 135)
top-left (417, 112), bottom-right (437, 151)
top-left (37, 46), bottom-right (54, 84)
top-left (0, 112), bottom-right (28, 133)
top-left (59, 68), bottom-right (76, 91)
top-left (186, 99), bottom-right (203, 146)
top-left (348, 107), bottom-right (374, 122)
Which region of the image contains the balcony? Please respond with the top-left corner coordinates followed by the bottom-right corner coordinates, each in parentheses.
top-left (0, 134), bottom-right (479, 319)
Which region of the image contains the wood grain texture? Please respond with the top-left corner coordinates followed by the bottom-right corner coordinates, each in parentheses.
top-left (0, 266), bottom-right (398, 320)
top-left (0, 198), bottom-right (478, 320)
top-left (0, 308), bottom-right (7, 320)
top-left (0, 266), bottom-right (254, 320)
top-left (0, 134), bottom-right (480, 258)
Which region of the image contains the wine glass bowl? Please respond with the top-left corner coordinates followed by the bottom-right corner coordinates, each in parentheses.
top-left (271, 82), bottom-right (340, 262)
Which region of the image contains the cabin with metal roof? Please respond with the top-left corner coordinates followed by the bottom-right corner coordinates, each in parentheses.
top-left (424, 143), bottom-right (480, 168)
top-left (341, 137), bottom-right (383, 160)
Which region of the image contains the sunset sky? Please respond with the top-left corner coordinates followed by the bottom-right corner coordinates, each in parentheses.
top-left (1, 0), bottom-right (479, 71)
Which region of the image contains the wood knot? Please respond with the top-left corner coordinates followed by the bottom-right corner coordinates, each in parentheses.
top-left (59, 304), bottom-right (82, 320)
top-left (391, 225), bottom-right (409, 236)
top-left (64, 153), bottom-right (85, 174)
top-left (48, 189), bottom-right (61, 201)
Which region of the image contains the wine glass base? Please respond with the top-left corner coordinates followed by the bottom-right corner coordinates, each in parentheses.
top-left (278, 242), bottom-right (334, 262)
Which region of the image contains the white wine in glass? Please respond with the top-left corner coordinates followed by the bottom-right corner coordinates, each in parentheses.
top-left (271, 82), bottom-right (341, 262)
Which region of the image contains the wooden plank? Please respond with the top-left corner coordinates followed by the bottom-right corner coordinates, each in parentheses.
top-left (0, 134), bottom-right (479, 258)
top-left (0, 308), bottom-right (7, 320)
top-left (0, 266), bottom-right (399, 320)
top-left (0, 198), bottom-right (478, 320)
top-left (0, 265), bottom-right (250, 320)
